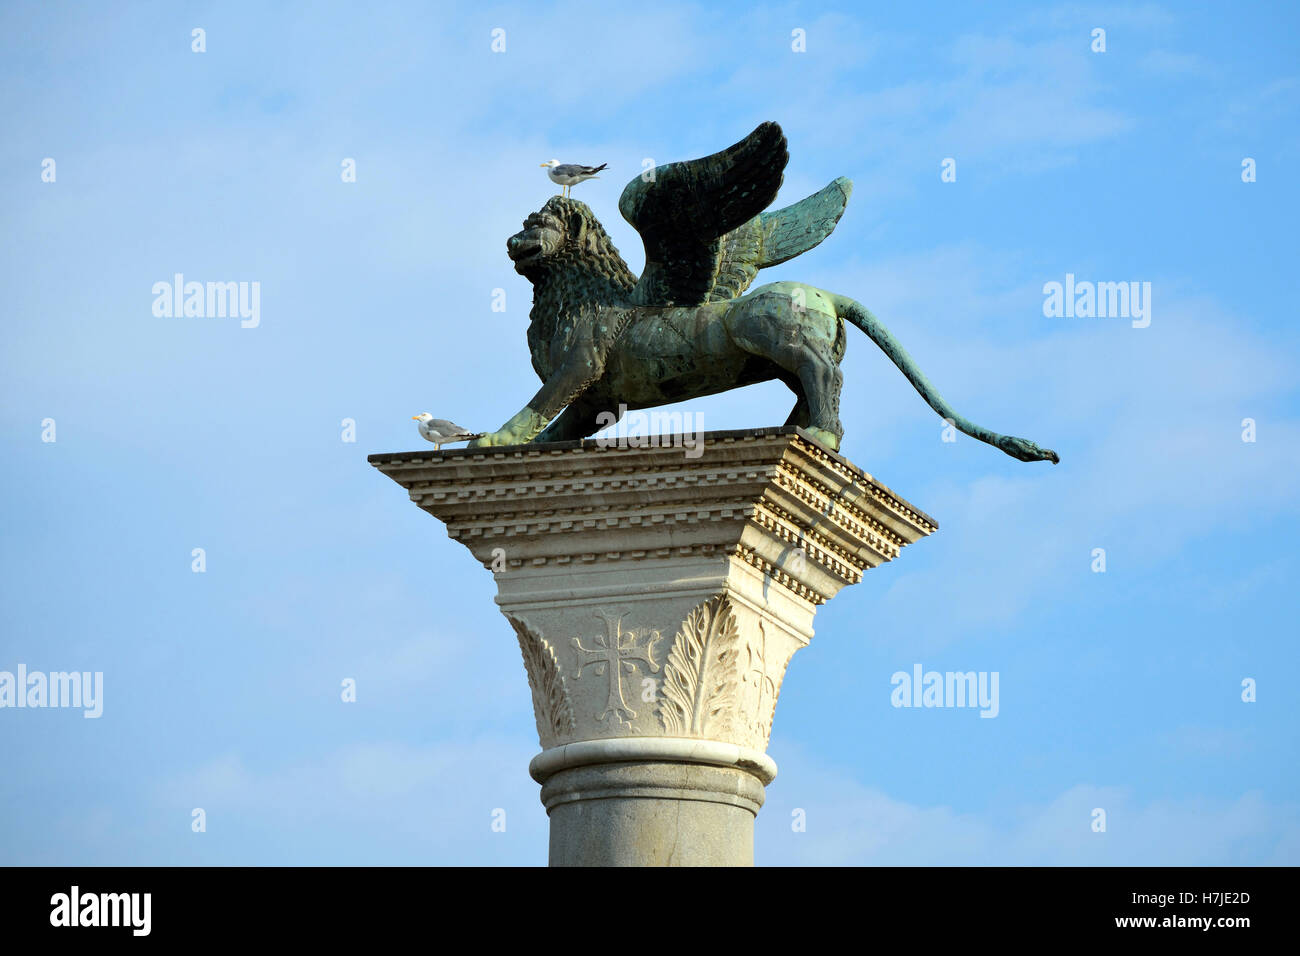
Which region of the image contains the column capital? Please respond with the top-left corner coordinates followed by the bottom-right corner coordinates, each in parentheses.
top-left (369, 427), bottom-right (936, 607)
top-left (369, 429), bottom-right (936, 865)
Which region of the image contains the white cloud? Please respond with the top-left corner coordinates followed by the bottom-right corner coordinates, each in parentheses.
top-left (777, 239), bottom-right (1300, 652)
top-left (152, 738), bottom-right (547, 864)
top-left (759, 746), bottom-right (1299, 864)
top-left (1138, 49), bottom-right (1206, 76)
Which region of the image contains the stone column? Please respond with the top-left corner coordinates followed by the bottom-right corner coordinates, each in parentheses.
top-left (369, 428), bottom-right (936, 866)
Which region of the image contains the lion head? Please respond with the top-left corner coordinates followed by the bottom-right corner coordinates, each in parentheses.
top-left (506, 197), bottom-right (636, 298)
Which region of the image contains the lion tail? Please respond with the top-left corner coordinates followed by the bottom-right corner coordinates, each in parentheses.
top-left (833, 295), bottom-right (1059, 464)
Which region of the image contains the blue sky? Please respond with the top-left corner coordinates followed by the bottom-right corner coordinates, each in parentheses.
top-left (1, 0), bottom-right (1297, 864)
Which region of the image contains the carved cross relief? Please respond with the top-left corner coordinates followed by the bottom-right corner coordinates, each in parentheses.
top-left (572, 609), bottom-right (662, 725)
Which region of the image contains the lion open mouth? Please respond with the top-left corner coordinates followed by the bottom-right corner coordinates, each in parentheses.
top-left (507, 234), bottom-right (544, 266)
top-left (508, 213), bottom-right (564, 267)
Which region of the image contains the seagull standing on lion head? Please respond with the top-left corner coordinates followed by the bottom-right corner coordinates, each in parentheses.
top-left (540, 159), bottom-right (607, 198)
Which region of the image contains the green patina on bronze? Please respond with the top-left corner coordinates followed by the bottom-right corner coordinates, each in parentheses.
top-left (471, 122), bottom-right (1058, 464)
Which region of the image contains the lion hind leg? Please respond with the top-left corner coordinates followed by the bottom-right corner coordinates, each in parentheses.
top-left (772, 361), bottom-right (843, 450)
top-left (782, 390), bottom-right (811, 429)
top-left (795, 356), bottom-right (844, 450)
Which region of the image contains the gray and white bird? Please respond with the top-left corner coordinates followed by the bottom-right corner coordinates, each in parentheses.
top-left (540, 159), bottom-right (607, 198)
top-left (412, 413), bottom-right (481, 450)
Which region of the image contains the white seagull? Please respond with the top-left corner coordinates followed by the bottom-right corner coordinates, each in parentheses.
top-left (412, 413), bottom-right (482, 450)
top-left (541, 159), bottom-right (607, 198)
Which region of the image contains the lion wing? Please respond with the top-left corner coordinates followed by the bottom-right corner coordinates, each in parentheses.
top-left (708, 177), bottom-right (853, 302)
top-left (619, 122), bottom-right (788, 308)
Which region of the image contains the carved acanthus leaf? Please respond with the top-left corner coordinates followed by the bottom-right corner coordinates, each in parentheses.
top-left (743, 620), bottom-right (794, 746)
top-left (506, 613), bottom-right (575, 747)
top-left (657, 595), bottom-right (742, 737)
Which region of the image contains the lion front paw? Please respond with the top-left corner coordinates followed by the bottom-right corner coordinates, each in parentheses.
top-left (467, 430), bottom-right (514, 449)
top-left (468, 408), bottom-right (549, 449)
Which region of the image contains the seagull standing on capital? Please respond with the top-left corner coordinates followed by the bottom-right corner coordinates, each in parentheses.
top-left (411, 414), bottom-right (481, 450)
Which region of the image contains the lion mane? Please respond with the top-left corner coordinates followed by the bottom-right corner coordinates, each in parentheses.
top-left (513, 197), bottom-right (637, 383)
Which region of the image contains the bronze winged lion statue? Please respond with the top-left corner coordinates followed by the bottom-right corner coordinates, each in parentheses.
top-left (470, 121), bottom-right (1059, 464)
